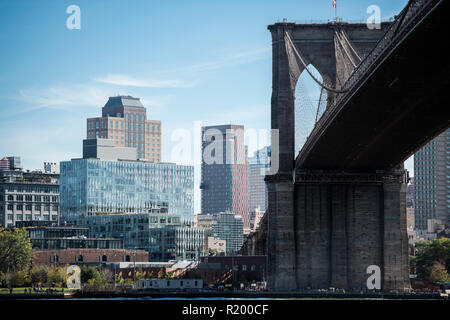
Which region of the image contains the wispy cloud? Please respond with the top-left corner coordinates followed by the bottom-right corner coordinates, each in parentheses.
top-left (18, 84), bottom-right (115, 109)
top-left (92, 47), bottom-right (270, 89)
top-left (93, 74), bottom-right (194, 88)
top-left (16, 84), bottom-right (167, 113)
top-left (156, 47), bottom-right (271, 76)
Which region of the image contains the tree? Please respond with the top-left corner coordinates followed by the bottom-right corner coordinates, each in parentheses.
top-left (0, 227), bottom-right (33, 273)
top-left (99, 268), bottom-right (113, 283)
top-left (80, 266), bottom-right (101, 284)
top-left (414, 238), bottom-right (450, 279)
top-left (429, 262), bottom-right (450, 283)
top-left (30, 266), bottom-right (49, 285)
top-left (47, 266), bottom-right (66, 287)
top-left (9, 270), bottom-right (31, 287)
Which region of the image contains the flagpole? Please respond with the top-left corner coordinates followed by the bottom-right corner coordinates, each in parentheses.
top-left (335, 2), bottom-right (337, 21)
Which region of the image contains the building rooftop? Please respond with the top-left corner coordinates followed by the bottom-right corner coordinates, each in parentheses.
top-left (103, 95), bottom-right (144, 109)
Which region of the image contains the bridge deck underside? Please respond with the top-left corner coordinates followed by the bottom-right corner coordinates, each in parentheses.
top-left (297, 1), bottom-right (450, 170)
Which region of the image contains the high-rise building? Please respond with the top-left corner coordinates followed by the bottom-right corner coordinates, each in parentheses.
top-left (414, 128), bottom-right (450, 230)
top-left (60, 158), bottom-right (194, 224)
top-left (86, 95), bottom-right (161, 162)
top-left (0, 166), bottom-right (59, 229)
top-left (200, 124), bottom-right (249, 229)
top-left (248, 146), bottom-right (270, 213)
top-left (211, 212), bottom-right (244, 254)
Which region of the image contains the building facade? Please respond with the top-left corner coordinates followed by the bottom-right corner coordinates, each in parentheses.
top-left (0, 168), bottom-right (59, 228)
top-left (26, 225), bottom-right (123, 250)
top-left (84, 212), bottom-right (182, 249)
top-left (59, 158), bottom-right (194, 223)
top-left (33, 248), bottom-right (148, 266)
top-left (148, 225), bottom-right (205, 262)
top-left (86, 95), bottom-right (161, 162)
top-left (211, 212), bottom-right (244, 254)
top-left (201, 125), bottom-right (249, 229)
top-left (414, 128), bottom-right (450, 230)
top-left (248, 146), bottom-right (270, 213)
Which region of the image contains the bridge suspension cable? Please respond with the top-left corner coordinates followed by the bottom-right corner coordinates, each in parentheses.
top-left (338, 29), bottom-right (362, 62)
top-left (334, 29), bottom-right (362, 69)
top-left (284, 30), bottom-right (349, 94)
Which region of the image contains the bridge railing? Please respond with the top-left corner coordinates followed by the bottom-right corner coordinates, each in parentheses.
top-left (297, 0), bottom-right (440, 166)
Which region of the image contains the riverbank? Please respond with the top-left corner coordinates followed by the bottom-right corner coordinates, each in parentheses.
top-left (0, 290), bottom-right (446, 300)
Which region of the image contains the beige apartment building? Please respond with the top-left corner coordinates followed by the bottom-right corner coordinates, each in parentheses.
top-left (86, 95), bottom-right (161, 162)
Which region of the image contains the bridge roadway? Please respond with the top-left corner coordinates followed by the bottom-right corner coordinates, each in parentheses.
top-left (297, 0), bottom-right (450, 170)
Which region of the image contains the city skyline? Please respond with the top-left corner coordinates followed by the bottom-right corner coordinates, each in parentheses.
top-left (0, 1), bottom-right (412, 214)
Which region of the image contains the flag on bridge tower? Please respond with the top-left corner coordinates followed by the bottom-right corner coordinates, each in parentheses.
top-left (333, 0), bottom-right (337, 21)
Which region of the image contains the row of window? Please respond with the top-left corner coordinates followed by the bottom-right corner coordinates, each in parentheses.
top-left (4, 204), bottom-right (58, 211)
top-left (2, 186), bottom-right (57, 193)
top-left (1, 195), bottom-right (58, 202)
top-left (6, 214), bottom-right (57, 221)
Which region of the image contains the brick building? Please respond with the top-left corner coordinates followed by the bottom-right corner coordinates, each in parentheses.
top-left (198, 255), bottom-right (266, 285)
top-left (33, 248), bottom-right (148, 266)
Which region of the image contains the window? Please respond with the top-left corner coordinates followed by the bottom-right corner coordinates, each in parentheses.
top-left (125, 255), bottom-right (131, 262)
top-left (8, 195), bottom-right (13, 201)
top-left (7, 205), bottom-right (13, 211)
top-left (77, 255), bottom-right (84, 262)
top-left (51, 255), bottom-right (59, 263)
top-left (101, 255), bottom-right (108, 262)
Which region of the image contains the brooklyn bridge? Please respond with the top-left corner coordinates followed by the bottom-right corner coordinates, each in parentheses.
top-left (241, 0), bottom-right (450, 291)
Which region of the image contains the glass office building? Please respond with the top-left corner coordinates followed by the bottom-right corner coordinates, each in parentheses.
top-left (211, 212), bottom-right (244, 254)
top-left (60, 159), bottom-right (194, 224)
top-left (83, 212), bottom-right (182, 249)
top-left (248, 146), bottom-right (271, 213)
top-left (149, 225), bottom-right (205, 261)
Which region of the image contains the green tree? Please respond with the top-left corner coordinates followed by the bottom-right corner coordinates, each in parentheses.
top-left (9, 270), bottom-right (31, 287)
top-left (414, 238), bottom-right (450, 279)
top-left (429, 262), bottom-right (450, 283)
top-left (47, 266), bottom-right (66, 287)
top-left (0, 272), bottom-right (6, 287)
top-left (0, 227), bottom-right (33, 273)
top-left (114, 274), bottom-right (124, 284)
top-left (81, 266), bottom-right (101, 284)
top-left (30, 266), bottom-right (49, 285)
top-left (135, 270), bottom-right (146, 280)
top-left (99, 268), bottom-right (113, 283)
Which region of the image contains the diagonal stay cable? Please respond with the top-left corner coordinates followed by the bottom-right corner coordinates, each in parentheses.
top-left (335, 29), bottom-right (357, 68)
top-left (284, 30), bottom-right (349, 94)
top-left (339, 29), bottom-right (362, 62)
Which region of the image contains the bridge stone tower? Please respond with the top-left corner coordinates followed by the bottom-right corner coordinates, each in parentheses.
top-left (266, 22), bottom-right (411, 292)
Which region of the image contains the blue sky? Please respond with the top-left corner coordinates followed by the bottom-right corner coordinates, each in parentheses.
top-left (0, 0), bottom-right (411, 211)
